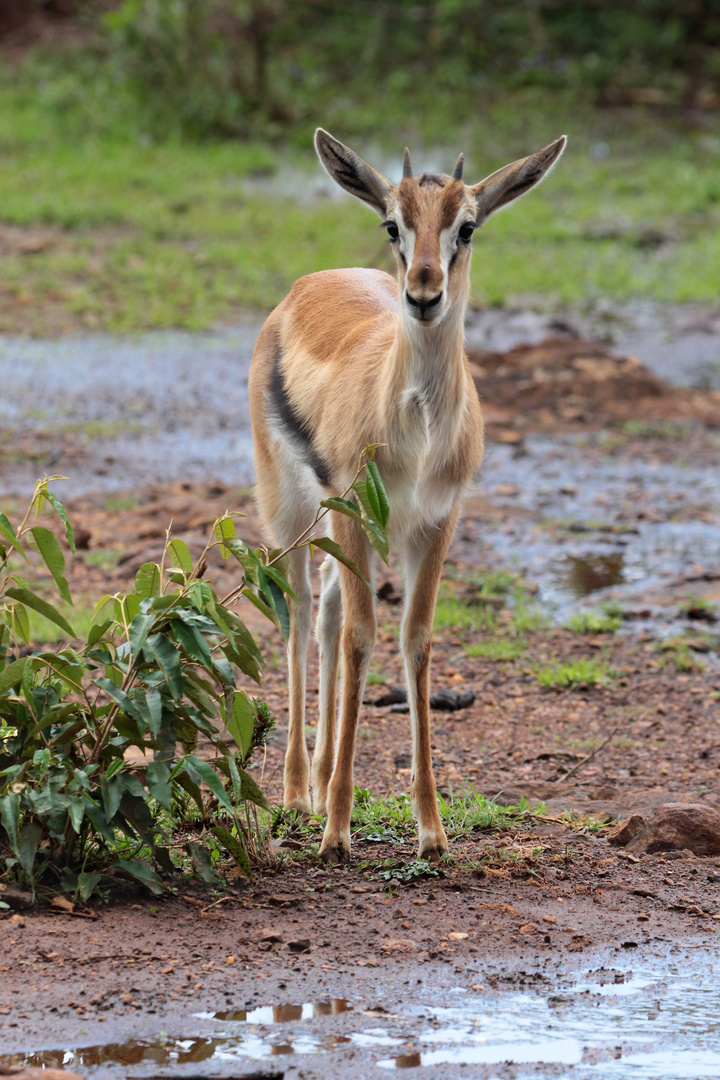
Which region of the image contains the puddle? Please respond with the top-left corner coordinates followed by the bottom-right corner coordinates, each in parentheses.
top-left (551, 553), bottom-right (627, 597)
top-left (8, 959), bottom-right (720, 1078)
top-left (473, 433), bottom-right (720, 636)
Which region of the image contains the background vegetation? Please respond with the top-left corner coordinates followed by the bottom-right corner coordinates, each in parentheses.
top-left (0, 0), bottom-right (718, 333)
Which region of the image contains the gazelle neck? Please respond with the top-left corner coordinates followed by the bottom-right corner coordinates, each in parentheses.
top-left (393, 284), bottom-right (468, 397)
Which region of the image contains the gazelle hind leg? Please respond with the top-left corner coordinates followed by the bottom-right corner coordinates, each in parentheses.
top-left (319, 516), bottom-right (375, 864)
top-left (312, 555), bottom-right (342, 815)
top-left (283, 545), bottom-right (313, 813)
top-left (402, 508), bottom-right (459, 860)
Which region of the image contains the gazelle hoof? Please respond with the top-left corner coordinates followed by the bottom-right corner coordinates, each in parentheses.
top-left (319, 842), bottom-right (350, 866)
top-left (419, 843), bottom-right (447, 862)
top-left (284, 791), bottom-right (312, 816)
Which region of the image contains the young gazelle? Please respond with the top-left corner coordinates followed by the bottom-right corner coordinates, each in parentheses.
top-left (248, 129), bottom-right (565, 864)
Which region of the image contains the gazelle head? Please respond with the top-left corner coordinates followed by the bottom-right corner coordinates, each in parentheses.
top-left (315, 129), bottom-right (566, 328)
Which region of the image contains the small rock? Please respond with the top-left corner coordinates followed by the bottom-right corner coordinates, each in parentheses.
top-left (627, 804), bottom-right (720, 857)
top-left (287, 939), bottom-right (311, 954)
top-left (607, 814), bottom-right (646, 847)
top-left (366, 685), bottom-right (406, 707)
top-left (429, 688), bottom-right (476, 712)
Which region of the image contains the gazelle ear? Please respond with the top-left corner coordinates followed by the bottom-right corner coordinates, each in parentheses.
top-left (315, 128), bottom-right (393, 219)
top-left (471, 136), bottom-right (566, 222)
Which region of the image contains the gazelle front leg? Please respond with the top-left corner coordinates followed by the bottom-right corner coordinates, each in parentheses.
top-left (311, 554), bottom-right (343, 814)
top-left (319, 516), bottom-right (375, 864)
top-left (283, 546), bottom-right (313, 814)
top-left (402, 507), bottom-right (459, 861)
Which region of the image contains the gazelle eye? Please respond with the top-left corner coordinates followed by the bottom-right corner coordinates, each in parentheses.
top-left (384, 221), bottom-right (399, 242)
top-left (458, 222), bottom-right (475, 242)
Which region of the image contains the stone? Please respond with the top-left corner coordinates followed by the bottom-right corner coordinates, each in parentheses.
top-left (626, 804), bottom-right (720, 857)
top-left (607, 814), bottom-right (646, 847)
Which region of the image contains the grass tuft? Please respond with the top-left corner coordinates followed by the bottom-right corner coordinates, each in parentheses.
top-left (533, 655), bottom-right (616, 689)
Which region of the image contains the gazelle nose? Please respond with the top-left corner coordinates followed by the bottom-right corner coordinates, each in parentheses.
top-left (405, 291), bottom-right (442, 317)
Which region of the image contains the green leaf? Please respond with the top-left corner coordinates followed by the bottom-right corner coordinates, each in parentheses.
top-left (168, 538), bottom-right (193, 577)
top-left (243, 586), bottom-right (282, 631)
top-left (18, 822), bottom-right (42, 876)
top-left (101, 774), bottom-right (123, 823)
top-left (227, 691), bottom-right (255, 757)
top-left (128, 612), bottom-right (155, 660)
top-left (68, 797), bottom-right (85, 835)
top-left (146, 760), bottom-right (172, 810)
top-left (0, 792), bottom-right (20, 855)
top-left (0, 657), bottom-right (27, 695)
top-left (175, 769), bottom-right (205, 816)
top-left (91, 595), bottom-right (114, 622)
top-left (222, 641), bottom-right (261, 685)
top-left (238, 767), bottom-right (270, 811)
top-left (96, 677), bottom-right (141, 720)
top-left (170, 619), bottom-right (213, 670)
top-left (259, 572), bottom-right (290, 641)
top-left (5, 588), bottom-right (75, 637)
top-left (211, 824), bottom-right (252, 881)
top-left (187, 754), bottom-right (233, 811)
top-left (76, 871), bottom-right (102, 903)
top-left (262, 563), bottom-right (297, 603)
top-left (360, 516), bottom-right (389, 565)
top-left (115, 593), bottom-right (141, 627)
top-left (137, 687), bottom-right (163, 737)
top-left (312, 536), bottom-right (370, 586)
top-left (8, 601), bottom-right (30, 645)
top-left (144, 634), bottom-right (184, 699)
top-left (43, 490), bottom-right (75, 554)
top-left (208, 602), bottom-right (262, 662)
top-left (320, 496), bottom-right (363, 522)
top-left (185, 841), bottom-right (218, 882)
top-left (365, 461), bottom-right (389, 530)
top-left (28, 526), bottom-right (72, 604)
top-left (0, 513), bottom-right (26, 560)
top-left (88, 618), bottom-right (113, 648)
top-left (115, 858), bottom-right (164, 895)
top-left (214, 515), bottom-right (235, 558)
top-left (352, 477), bottom-right (375, 521)
top-left (136, 562), bottom-right (161, 600)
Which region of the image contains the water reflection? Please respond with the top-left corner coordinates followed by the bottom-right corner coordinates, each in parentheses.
top-left (213, 998), bottom-right (352, 1023)
top-left (554, 552), bottom-right (625, 596)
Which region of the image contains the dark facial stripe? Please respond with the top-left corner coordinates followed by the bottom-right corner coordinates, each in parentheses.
top-left (269, 348), bottom-right (332, 487)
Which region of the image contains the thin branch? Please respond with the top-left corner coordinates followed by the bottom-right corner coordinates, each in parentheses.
top-left (556, 720), bottom-right (623, 784)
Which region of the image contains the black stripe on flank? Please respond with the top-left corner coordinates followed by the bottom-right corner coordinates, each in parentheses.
top-left (269, 348), bottom-right (332, 487)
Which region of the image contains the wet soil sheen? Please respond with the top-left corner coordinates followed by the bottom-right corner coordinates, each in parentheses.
top-left (2, 322), bottom-right (720, 1077)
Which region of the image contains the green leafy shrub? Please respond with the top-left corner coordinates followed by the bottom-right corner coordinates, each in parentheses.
top-left (0, 457), bottom-right (390, 898)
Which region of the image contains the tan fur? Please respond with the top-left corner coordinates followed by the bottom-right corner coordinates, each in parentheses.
top-left (248, 129), bottom-right (565, 862)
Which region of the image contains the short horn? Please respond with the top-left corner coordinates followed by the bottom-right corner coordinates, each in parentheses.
top-left (403, 147), bottom-right (413, 179)
top-left (452, 153), bottom-right (464, 181)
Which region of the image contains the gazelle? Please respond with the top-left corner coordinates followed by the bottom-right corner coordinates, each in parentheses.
top-left (248, 129), bottom-right (565, 864)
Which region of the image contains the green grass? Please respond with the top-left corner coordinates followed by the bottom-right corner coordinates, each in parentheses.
top-left (533, 655), bottom-right (616, 689)
top-left (1, 54), bottom-right (720, 334)
top-left (26, 601), bottom-right (98, 645)
top-left (464, 637), bottom-right (527, 661)
top-left (621, 420), bottom-right (691, 439)
top-left (564, 602), bottom-right (624, 634)
top-left (82, 548), bottom-right (123, 571)
top-left (654, 637), bottom-right (706, 672)
top-left (272, 786), bottom-right (543, 851)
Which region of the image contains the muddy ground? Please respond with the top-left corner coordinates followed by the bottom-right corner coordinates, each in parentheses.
top-left (2, 323), bottom-right (720, 1075)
